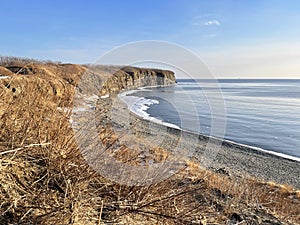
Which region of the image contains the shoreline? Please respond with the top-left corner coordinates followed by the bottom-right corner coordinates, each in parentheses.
top-left (119, 87), bottom-right (300, 163)
top-left (182, 127), bottom-right (300, 163)
top-left (114, 89), bottom-right (300, 188)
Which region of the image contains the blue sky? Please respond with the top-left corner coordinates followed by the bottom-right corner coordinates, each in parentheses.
top-left (1, 0), bottom-right (300, 77)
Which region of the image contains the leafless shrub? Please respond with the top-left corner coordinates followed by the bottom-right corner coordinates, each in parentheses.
top-left (0, 56), bottom-right (61, 67)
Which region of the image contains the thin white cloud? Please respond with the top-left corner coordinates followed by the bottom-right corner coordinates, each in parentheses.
top-left (192, 14), bottom-right (221, 26)
top-left (204, 20), bottom-right (220, 26)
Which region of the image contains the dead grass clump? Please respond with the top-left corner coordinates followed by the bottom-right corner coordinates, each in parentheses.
top-left (0, 66), bottom-right (14, 76)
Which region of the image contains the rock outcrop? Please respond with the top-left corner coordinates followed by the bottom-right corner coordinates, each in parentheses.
top-left (0, 64), bottom-right (176, 110)
top-left (98, 66), bottom-right (176, 95)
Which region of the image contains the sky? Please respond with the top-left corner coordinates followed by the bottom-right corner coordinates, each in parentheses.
top-left (1, 0), bottom-right (300, 78)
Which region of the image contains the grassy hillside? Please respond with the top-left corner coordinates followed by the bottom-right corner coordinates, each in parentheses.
top-left (0, 57), bottom-right (299, 224)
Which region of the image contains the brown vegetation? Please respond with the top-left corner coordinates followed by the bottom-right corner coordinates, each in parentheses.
top-left (0, 57), bottom-right (299, 224)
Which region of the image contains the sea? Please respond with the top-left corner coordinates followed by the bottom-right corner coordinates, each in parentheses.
top-left (119, 79), bottom-right (300, 160)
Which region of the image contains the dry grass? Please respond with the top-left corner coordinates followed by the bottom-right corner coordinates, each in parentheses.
top-left (0, 58), bottom-right (299, 224)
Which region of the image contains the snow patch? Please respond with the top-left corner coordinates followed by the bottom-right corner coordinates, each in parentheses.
top-left (100, 94), bottom-right (109, 99)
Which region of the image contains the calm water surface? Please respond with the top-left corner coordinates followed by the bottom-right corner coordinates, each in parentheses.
top-left (121, 79), bottom-right (300, 158)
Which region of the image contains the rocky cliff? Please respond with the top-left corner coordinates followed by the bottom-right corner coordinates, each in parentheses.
top-left (98, 66), bottom-right (176, 95)
top-left (0, 63), bottom-right (176, 107)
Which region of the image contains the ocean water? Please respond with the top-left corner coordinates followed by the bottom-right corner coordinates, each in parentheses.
top-left (119, 79), bottom-right (300, 159)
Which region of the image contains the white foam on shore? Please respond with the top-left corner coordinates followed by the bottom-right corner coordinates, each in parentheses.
top-left (179, 126), bottom-right (300, 162)
top-left (195, 129), bottom-right (300, 162)
top-left (224, 139), bottom-right (300, 162)
top-left (118, 90), bottom-right (181, 130)
top-left (0, 76), bottom-right (9, 79)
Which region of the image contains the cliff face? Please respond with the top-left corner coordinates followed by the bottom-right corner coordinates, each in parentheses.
top-left (0, 64), bottom-right (176, 100)
top-left (0, 63), bottom-right (176, 117)
top-left (99, 66), bottom-right (176, 95)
